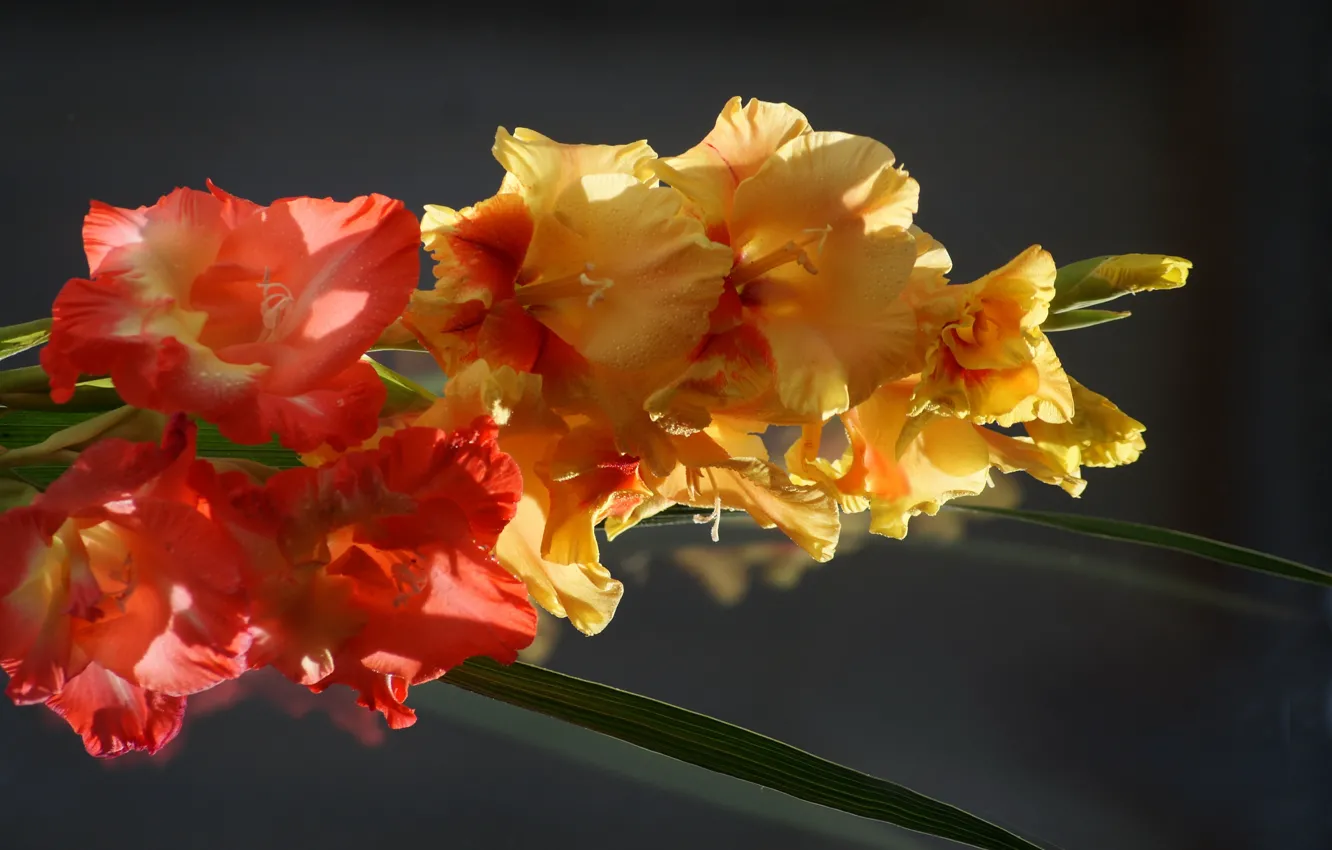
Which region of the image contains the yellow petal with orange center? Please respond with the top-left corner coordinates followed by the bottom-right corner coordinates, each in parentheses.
top-left (648, 132), bottom-right (924, 424)
top-left (515, 172), bottom-right (730, 372)
top-left (913, 246), bottom-right (1073, 426)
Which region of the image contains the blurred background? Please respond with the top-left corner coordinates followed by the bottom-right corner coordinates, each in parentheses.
top-left (1, 2), bottom-right (1330, 848)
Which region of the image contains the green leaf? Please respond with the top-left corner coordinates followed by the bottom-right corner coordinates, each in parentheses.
top-left (0, 365), bottom-right (125, 412)
top-left (444, 658), bottom-right (1052, 850)
top-left (416, 685), bottom-right (925, 849)
top-left (0, 318), bottom-right (52, 362)
top-left (0, 409), bottom-right (304, 483)
top-left (950, 505), bottom-right (1332, 586)
top-left (366, 356), bottom-right (437, 415)
top-left (1041, 309), bottom-right (1130, 332)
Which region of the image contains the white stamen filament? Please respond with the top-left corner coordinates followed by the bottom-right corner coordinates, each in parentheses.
top-left (729, 223), bottom-right (833, 286)
top-left (256, 267), bottom-right (295, 336)
top-left (693, 495), bottom-right (723, 543)
top-left (515, 263), bottom-right (615, 309)
top-left (581, 270), bottom-right (615, 307)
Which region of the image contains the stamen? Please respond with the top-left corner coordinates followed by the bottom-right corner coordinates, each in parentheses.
top-left (581, 271), bottom-right (615, 307)
top-left (729, 224), bottom-right (833, 287)
top-left (514, 263), bottom-right (615, 309)
top-left (256, 267), bottom-right (295, 336)
top-left (693, 495), bottom-right (723, 543)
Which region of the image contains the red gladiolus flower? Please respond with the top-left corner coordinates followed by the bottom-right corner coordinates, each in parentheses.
top-left (0, 417), bottom-right (250, 757)
top-left (231, 420), bottom-right (536, 728)
top-left (41, 182), bottom-right (420, 452)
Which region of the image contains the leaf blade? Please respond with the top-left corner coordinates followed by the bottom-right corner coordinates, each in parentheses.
top-left (0, 318), bottom-right (52, 363)
top-left (444, 658), bottom-right (1052, 850)
top-left (950, 504), bottom-right (1331, 586)
top-left (1041, 309), bottom-right (1130, 332)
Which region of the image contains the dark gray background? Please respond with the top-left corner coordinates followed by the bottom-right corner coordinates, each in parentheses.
top-left (1, 3), bottom-right (1329, 849)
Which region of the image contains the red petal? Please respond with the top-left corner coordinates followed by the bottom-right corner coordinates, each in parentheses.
top-left (255, 422), bottom-right (533, 723)
top-left (370, 423), bottom-right (523, 548)
top-left (38, 418), bottom-right (194, 516)
top-left (82, 201), bottom-right (148, 277)
top-left (46, 661), bottom-right (186, 758)
top-left (209, 193), bottom-right (420, 394)
top-left (0, 508), bottom-right (81, 703)
top-left (214, 359), bottom-right (387, 453)
top-left (74, 500), bottom-right (250, 696)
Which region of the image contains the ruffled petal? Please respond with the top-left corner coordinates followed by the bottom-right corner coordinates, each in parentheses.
top-left (651, 96), bottom-right (811, 235)
top-left (493, 127), bottom-right (656, 212)
top-left (494, 496), bottom-right (624, 636)
top-left (414, 363), bottom-right (627, 636)
top-left (46, 661), bottom-right (186, 758)
top-left (730, 131), bottom-right (918, 247)
top-left (73, 500), bottom-right (250, 697)
top-left (1025, 377), bottom-right (1146, 473)
top-left (654, 429), bottom-right (840, 562)
top-left (0, 509), bottom-right (77, 703)
top-left (798, 377), bottom-right (1079, 540)
top-left (254, 423), bottom-right (533, 719)
top-left (215, 358), bottom-right (386, 453)
top-left (318, 534), bottom-right (535, 726)
top-left (405, 194), bottom-right (536, 375)
top-left (912, 246), bottom-right (1074, 426)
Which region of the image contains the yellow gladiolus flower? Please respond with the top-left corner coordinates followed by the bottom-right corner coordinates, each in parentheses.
top-left (1025, 377), bottom-right (1146, 475)
top-left (405, 125), bottom-right (730, 387)
top-left (646, 96), bottom-right (939, 426)
top-left (911, 245), bottom-right (1074, 427)
top-left (790, 375), bottom-right (1082, 539)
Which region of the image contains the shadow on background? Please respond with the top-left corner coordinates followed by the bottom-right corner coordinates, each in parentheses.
top-left (1, 3), bottom-right (1329, 849)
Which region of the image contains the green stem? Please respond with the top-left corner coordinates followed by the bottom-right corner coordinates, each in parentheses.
top-left (0, 365), bottom-right (54, 395)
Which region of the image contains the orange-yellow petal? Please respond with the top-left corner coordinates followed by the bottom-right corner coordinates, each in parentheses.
top-left (515, 173), bottom-right (730, 372)
top-left (415, 362), bottom-right (625, 636)
top-left (650, 96), bottom-right (811, 235)
top-left (1025, 377), bottom-right (1146, 473)
top-left (653, 429), bottom-right (839, 562)
top-left (493, 127), bottom-right (656, 211)
top-left (912, 246), bottom-right (1073, 427)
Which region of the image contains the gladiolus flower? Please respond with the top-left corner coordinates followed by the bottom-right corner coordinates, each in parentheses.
top-left (0, 417), bottom-right (250, 756)
top-left (233, 421), bottom-right (536, 728)
top-left (42, 182), bottom-right (421, 452)
top-left (646, 96), bottom-right (936, 426)
top-left (406, 128), bottom-right (730, 395)
top-left (790, 376), bottom-right (1082, 539)
top-left (910, 245), bottom-right (1074, 427)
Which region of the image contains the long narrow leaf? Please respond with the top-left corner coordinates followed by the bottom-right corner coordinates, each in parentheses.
top-left (950, 504), bottom-right (1331, 586)
top-left (0, 318), bottom-right (52, 362)
top-left (444, 658), bottom-right (1052, 850)
top-left (416, 685), bottom-right (924, 850)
